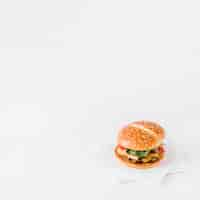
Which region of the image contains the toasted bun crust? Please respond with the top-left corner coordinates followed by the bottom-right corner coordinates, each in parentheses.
top-left (114, 146), bottom-right (165, 169)
top-left (117, 121), bottom-right (165, 150)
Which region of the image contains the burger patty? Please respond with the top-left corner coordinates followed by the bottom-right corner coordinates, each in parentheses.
top-left (117, 145), bottom-right (164, 163)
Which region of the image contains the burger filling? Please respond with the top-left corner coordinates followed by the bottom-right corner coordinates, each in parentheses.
top-left (117, 145), bottom-right (164, 163)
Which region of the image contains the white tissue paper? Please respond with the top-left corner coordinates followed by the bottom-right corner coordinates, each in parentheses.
top-left (89, 139), bottom-right (187, 185)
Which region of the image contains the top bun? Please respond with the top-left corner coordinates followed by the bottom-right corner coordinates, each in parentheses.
top-left (117, 121), bottom-right (165, 151)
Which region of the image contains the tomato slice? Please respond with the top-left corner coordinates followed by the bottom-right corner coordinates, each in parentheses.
top-left (158, 146), bottom-right (165, 153)
top-left (118, 145), bottom-right (126, 150)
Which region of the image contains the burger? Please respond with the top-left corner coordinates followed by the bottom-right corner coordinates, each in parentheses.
top-left (114, 121), bottom-right (165, 169)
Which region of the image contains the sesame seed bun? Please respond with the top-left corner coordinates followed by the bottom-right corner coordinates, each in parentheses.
top-left (114, 146), bottom-right (165, 169)
top-left (117, 121), bottom-right (165, 151)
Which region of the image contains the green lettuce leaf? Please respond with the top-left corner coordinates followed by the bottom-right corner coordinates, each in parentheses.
top-left (126, 149), bottom-right (150, 158)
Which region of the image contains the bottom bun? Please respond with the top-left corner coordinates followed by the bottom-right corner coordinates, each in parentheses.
top-left (114, 146), bottom-right (165, 169)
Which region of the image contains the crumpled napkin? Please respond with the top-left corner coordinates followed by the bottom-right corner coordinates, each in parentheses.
top-left (88, 139), bottom-right (187, 185)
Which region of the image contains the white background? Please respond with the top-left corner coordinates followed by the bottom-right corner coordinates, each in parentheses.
top-left (0, 0), bottom-right (200, 199)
